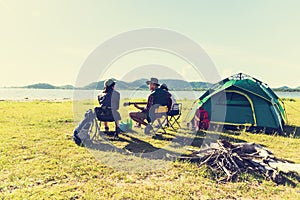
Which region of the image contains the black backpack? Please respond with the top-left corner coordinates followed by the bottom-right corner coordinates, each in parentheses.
top-left (73, 109), bottom-right (94, 146)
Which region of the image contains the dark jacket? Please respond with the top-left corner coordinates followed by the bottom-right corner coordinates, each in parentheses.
top-left (97, 90), bottom-right (121, 121)
top-left (144, 88), bottom-right (172, 113)
top-left (98, 90), bottom-right (120, 110)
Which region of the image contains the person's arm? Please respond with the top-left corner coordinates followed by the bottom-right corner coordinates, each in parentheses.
top-left (110, 91), bottom-right (120, 110)
top-left (171, 95), bottom-right (177, 104)
top-left (114, 91), bottom-right (120, 110)
top-left (97, 94), bottom-right (103, 105)
top-left (144, 95), bottom-right (154, 113)
top-left (167, 92), bottom-right (172, 111)
top-left (134, 103), bottom-right (145, 110)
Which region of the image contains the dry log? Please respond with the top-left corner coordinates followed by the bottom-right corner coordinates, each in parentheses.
top-left (171, 140), bottom-right (300, 185)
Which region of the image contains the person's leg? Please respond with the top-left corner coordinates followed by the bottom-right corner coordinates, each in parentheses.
top-left (194, 118), bottom-right (200, 131)
top-left (115, 120), bottom-right (121, 132)
top-left (134, 122), bottom-right (141, 128)
top-left (130, 112), bottom-right (154, 134)
top-left (114, 120), bottom-right (121, 138)
top-left (104, 122), bottom-right (109, 132)
top-left (129, 112), bottom-right (148, 126)
top-left (165, 116), bottom-right (169, 127)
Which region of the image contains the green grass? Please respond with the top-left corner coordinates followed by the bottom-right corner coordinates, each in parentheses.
top-left (0, 99), bottom-right (300, 199)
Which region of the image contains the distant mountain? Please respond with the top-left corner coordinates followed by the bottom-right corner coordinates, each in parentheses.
top-left (82, 79), bottom-right (132, 90)
top-left (82, 81), bottom-right (104, 90)
top-left (128, 78), bottom-right (147, 86)
top-left (20, 80), bottom-right (300, 91)
top-left (24, 83), bottom-right (57, 89)
top-left (159, 79), bottom-right (212, 90)
top-left (278, 86), bottom-right (290, 90)
top-left (189, 81), bottom-right (213, 90)
top-left (273, 86), bottom-right (300, 92)
top-left (59, 85), bottom-right (75, 89)
top-left (160, 79), bottom-right (191, 90)
top-left (82, 79), bottom-right (212, 91)
top-left (23, 83), bottom-right (75, 90)
top-left (127, 79), bottom-right (148, 89)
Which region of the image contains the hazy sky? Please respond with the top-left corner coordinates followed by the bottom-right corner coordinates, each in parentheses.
top-left (1, 0), bottom-right (299, 87)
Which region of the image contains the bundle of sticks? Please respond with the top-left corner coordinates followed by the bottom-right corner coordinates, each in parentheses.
top-left (174, 140), bottom-right (300, 185)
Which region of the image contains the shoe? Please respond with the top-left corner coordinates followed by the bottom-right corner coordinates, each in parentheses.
top-left (114, 127), bottom-right (123, 139)
top-left (144, 124), bottom-right (153, 135)
top-left (134, 123), bottom-right (141, 128)
top-left (113, 134), bottom-right (119, 140)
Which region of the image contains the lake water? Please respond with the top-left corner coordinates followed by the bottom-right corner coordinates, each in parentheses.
top-left (0, 88), bottom-right (299, 101)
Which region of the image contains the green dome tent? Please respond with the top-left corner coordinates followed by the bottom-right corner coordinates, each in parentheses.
top-left (187, 73), bottom-right (287, 132)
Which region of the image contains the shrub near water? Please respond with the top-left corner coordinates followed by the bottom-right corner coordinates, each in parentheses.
top-left (0, 100), bottom-right (299, 199)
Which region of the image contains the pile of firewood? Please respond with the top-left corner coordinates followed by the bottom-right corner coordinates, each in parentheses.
top-left (174, 140), bottom-right (300, 185)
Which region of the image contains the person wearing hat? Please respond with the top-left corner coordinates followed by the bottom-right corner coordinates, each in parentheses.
top-left (97, 78), bottom-right (122, 137)
top-left (129, 77), bottom-right (172, 134)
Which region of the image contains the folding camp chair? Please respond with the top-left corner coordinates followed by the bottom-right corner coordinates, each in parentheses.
top-left (166, 103), bottom-right (182, 130)
top-left (148, 105), bottom-right (169, 135)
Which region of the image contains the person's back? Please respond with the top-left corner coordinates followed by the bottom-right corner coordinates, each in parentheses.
top-left (151, 87), bottom-right (171, 110)
top-left (98, 90), bottom-right (120, 111)
top-left (160, 83), bottom-right (176, 109)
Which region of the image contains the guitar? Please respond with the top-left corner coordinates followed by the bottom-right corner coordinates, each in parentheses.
top-left (123, 102), bottom-right (147, 107)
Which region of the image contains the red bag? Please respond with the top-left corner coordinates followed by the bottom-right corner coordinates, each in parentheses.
top-left (194, 107), bottom-right (210, 130)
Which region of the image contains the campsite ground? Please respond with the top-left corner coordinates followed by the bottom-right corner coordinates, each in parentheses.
top-left (0, 99), bottom-right (300, 199)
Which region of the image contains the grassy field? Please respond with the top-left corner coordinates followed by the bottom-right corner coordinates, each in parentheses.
top-left (0, 99), bottom-right (300, 199)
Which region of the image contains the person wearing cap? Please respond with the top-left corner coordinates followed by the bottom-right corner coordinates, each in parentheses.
top-left (160, 83), bottom-right (177, 108)
top-left (160, 83), bottom-right (179, 127)
top-left (97, 78), bottom-right (122, 136)
top-left (129, 77), bottom-right (172, 134)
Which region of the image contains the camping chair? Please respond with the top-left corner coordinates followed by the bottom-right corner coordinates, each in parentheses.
top-left (149, 105), bottom-right (169, 135)
top-left (166, 103), bottom-right (182, 130)
top-left (94, 106), bottom-right (118, 139)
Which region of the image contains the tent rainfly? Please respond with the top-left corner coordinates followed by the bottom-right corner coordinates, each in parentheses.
top-left (187, 73), bottom-right (286, 133)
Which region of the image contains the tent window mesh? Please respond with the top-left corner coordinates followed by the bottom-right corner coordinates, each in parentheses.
top-left (217, 92), bottom-right (251, 106)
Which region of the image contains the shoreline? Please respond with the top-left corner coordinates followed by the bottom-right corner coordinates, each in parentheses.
top-left (1, 89), bottom-right (300, 102)
top-left (1, 97), bottom-right (299, 102)
top-left (1, 87), bottom-right (300, 92)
